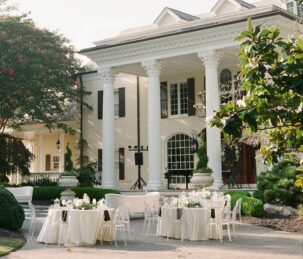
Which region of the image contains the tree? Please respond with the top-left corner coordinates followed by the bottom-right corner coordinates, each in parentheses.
top-left (64, 143), bottom-right (74, 172)
top-left (0, 0), bottom-right (82, 176)
top-left (0, 0), bottom-right (82, 134)
top-left (210, 18), bottom-right (303, 165)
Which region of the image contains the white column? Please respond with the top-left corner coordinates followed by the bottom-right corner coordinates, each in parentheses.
top-left (142, 60), bottom-right (164, 190)
top-left (59, 133), bottom-right (65, 172)
top-left (100, 68), bottom-right (117, 189)
top-left (38, 135), bottom-right (43, 172)
top-left (198, 50), bottom-right (223, 189)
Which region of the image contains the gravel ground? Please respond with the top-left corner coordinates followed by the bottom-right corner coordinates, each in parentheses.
top-left (241, 215), bottom-right (303, 234)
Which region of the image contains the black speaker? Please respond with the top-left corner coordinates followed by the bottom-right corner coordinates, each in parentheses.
top-left (135, 152), bottom-right (143, 165)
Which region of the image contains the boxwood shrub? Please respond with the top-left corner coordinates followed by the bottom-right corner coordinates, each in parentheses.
top-left (0, 187), bottom-right (25, 231)
top-left (225, 190), bottom-right (264, 217)
top-left (33, 186), bottom-right (120, 201)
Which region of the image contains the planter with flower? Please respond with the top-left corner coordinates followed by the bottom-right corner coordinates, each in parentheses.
top-left (191, 135), bottom-right (214, 189)
top-left (58, 143), bottom-right (79, 200)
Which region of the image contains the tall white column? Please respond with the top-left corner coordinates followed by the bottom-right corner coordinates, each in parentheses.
top-left (198, 50), bottom-right (223, 189)
top-left (142, 60), bottom-right (164, 190)
top-left (100, 68), bottom-right (117, 189)
top-left (38, 135), bottom-right (43, 172)
top-left (59, 133), bottom-right (65, 172)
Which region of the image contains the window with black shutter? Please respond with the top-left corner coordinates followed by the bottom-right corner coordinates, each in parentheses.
top-left (45, 154), bottom-right (51, 171)
top-left (98, 149), bottom-right (102, 171)
top-left (119, 148), bottom-right (125, 180)
top-left (119, 88), bottom-right (125, 117)
top-left (97, 91), bottom-right (103, 119)
top-left (187, 78), bottom-right (195, 116)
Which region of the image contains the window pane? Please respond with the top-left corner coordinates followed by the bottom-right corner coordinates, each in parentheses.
top-left (114, 91), bottom-right (119, 116)
top-left (179, 82), bottom-right (188, 114)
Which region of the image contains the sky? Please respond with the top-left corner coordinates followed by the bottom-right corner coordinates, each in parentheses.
top-left (6, 0), bottom-right (219, 51)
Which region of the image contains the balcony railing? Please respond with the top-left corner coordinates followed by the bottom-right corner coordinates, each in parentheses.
top-left (22, 172), bottom-right (61, 183)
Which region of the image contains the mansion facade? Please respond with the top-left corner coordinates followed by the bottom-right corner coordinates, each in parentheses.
top-left (15, 0), bottom-right (298, 190)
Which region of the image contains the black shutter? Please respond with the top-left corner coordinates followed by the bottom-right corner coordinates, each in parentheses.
top-left (98, 149), bottom-right (102, 171)
top-left (187, 78), bottom-right (195, 116)
top-left (119, 148), bottom-right (125, 180)
top-left (45, 154), bottom-right (51, 171)
top-left (160, 81), bottom-right (168, 118)
top-left (98, 91), bottom-right (103, 119)
top-left (119, 88), bottom-right (125, 117)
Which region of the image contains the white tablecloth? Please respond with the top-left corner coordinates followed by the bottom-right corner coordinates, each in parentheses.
top-left (37, 207), bottom-right (114, 246)
top-left (158, 207), bottom-right (221, 241)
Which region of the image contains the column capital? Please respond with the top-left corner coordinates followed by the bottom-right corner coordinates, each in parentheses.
top-left (98, 67), bottom-right (117, 83)
top-left (141, 60), bottom-right (162, 77)
top-left (198, 50), bottom-right (220, 69)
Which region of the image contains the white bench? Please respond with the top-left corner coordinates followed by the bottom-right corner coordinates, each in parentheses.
top-left (105, 192), bottom-right (160, 216)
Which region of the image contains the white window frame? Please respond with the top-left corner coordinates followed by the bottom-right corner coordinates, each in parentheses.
top-left (53, 155), bottom-right (60, 170)
top-left (168, 80), bottom-right (188, 117)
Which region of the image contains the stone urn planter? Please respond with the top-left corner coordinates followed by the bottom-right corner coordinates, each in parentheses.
top-left (191, 171), bottom-right (214, 189)
top-left (58, 175), bottom-right (79, 201)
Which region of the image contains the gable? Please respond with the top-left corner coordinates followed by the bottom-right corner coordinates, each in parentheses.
top-left (154, 7), bottom-right (199, 27)
top-left (212, 0), bottom-right (255, 16)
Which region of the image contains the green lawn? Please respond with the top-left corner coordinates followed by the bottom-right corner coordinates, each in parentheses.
top-left (0, 230), bottom-right (25, 256)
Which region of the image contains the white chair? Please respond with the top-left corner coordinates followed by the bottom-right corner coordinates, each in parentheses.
top-left (28, 204), bottom-right (48, 238)
top-left (223, 194), bottom-right (232, 220)
top-left (100, 207), bottom-right (127, 247)
top-left (119, 203), bottom-right (131, 239)
top-left (208, 199), bottom-right (225, 242)
top-left (143, 201), bottom-right (160, 238)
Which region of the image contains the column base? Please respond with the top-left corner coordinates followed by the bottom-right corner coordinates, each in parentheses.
top-left (209, 180), bottom-right (224, 190)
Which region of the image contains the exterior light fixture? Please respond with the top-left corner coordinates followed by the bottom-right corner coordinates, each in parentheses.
top-left (56, 138), bottom-right (60, 149)
top-left (190, 130), bottom-right (199, 153)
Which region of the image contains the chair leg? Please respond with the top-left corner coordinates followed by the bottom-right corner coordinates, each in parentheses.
top-left (227, 224), bottom-right (232, 242)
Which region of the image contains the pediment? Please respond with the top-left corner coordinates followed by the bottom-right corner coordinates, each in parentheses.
top-left (154, 7), bottom-right (199, 27)
top-left (211, 0), bottom-right (255, 16)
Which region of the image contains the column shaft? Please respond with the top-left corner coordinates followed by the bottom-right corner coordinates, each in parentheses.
top-left (142, 60), bottom-right (164, 190)
top-left (100, 68), bottom-right (116, 189)
top-left (199, 50), bottom-right (223, 188)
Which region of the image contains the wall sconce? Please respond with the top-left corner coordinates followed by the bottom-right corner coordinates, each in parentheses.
top-left (189, 130), bottom-right (199, 153)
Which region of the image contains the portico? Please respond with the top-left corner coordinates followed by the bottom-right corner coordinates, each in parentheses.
top-left (79, 3), bottom-right (293, 190)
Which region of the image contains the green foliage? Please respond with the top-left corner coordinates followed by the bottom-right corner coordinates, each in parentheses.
top-left (195, 133), bottom-right (212, 173)
top-left (0, 187), bottom-right (24, 231)
top-left (227, 191), bottom-right (264, 217)
top-left (256, 160), bottom-right (303, 207)
top-left (210, 19), bottom-right (303, 165)
top-left (0, 173), bottom-right (9, 184)
top-left (76, 162), bottom-right (97, 187)
top-left (64, 143), bottom-right (74, 172)
top-left (224, 190), bottom-right (251, 198)
top-left (0, 12), bottom-right (82, 134)
top-left (0, 134), bottom-right (34, 176)
top-left (33, 186), bottom-right (120, 201)
top-left (252, 190), bottom-right (264, 202)
top-left (241, 196), bottom-right (265, 217)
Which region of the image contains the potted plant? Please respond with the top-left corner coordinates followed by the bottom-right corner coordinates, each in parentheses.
top-left (190, 134), bottom-right (214, 189)
top-left (58, 143), bottom-right (79, 200)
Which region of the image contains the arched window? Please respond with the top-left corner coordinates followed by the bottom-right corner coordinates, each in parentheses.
top-left (167, 134), bottom-right (194, 171)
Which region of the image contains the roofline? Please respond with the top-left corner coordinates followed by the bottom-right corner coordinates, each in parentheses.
top-left (79, 8), bottom-right (296, 54)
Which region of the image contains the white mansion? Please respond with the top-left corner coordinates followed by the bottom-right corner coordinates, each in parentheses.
top-left (16, 0), bottom-right (299, 190)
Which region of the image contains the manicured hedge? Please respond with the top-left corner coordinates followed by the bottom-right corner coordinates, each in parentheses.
top-left (0, 187), bottom-right (25, 231)
top-left (225, 190), bottom-right (264, 217)
top-left (33, 186), bottom-right (120, 201)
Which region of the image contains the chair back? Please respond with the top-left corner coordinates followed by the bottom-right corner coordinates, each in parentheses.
top-left (232, 198), bottom-right (242, 220)
top-left (6, 186), bottom-right (33, 204)
top-left (105, 193), bottom-right (124, 209)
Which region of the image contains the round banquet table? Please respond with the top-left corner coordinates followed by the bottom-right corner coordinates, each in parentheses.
top-left (37, 207), bottom-right (114, 246)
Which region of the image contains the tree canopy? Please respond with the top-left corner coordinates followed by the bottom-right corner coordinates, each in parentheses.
top-left (0, 0), bottom-right (82, 175)
top-left (0, 1), bottom-right (82, 134)
top-left (210, 19), bottom-right (303, 165)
